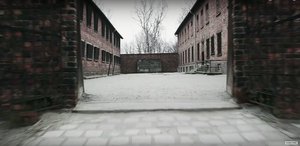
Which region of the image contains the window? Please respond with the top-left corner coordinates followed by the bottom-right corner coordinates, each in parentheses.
top-left (200, 9), bottom-right (204, 28)
top-left (101, 50), bottom-right (105, 62)
top-left (191, 46), bottom-right (194, 62)
top-left (206, 39), bottom-right (210, 59)
top-left (211, 35), bottom-right (215, 56)
top-left (86, 3), bottom-right (92, 27)
top-left (110, 30), bottom-right (113, 43)
top-left (185, 50), bottom-right (187, 63)
top-left (217, 32), bottom-right (222, 56)
top-left (205, 3), bottom-right (209, 23)
top-left (216, 0), bottom-right (221, 15)
top-left (81, 41), bottom-right (85, 58)
top-left (94, 47), bottom-right (99, 61)
top-left (86, 44), bottom-right (93, 60)
top-left (101, 21), bottom-right (105, 37)
top-left (106, 26), bottom-right (109, 40)
top-left (188, 48), bottom-right (190, 63)
top-left (94, 13), bottom-right (98, 31)
top-left (197, 43), bottom-right (200, 61)
top-left (196, 14), bottom-right (199, 31)
top-left (201, 41), bottom-right (205, 61)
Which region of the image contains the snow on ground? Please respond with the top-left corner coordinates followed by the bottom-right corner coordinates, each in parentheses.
top-left (83, 73), bottom-right (230, 103)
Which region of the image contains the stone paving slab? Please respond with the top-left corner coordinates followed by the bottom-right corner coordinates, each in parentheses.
top-left (18, 110), bottom-right (299, 146)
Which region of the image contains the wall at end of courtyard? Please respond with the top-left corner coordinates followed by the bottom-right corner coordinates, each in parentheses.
top-left (121, 53), bottom-right (178, 73)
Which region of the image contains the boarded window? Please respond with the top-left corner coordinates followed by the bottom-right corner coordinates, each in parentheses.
top-left (86, 3), bottom-right (92, 27)
top-left (211, 35), bottom-right (215, 56)
top-left (94, 47), bottom-right (99, 61)
top-left (81, 41), bottom-right (85, 58)
top-left (86, 44), bottom-right (93, 60)
top-left (217, 32), bottom-right (222, 56)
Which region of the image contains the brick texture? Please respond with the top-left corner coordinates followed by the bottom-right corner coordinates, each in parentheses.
top-left (230, 0), bottom-right (300, 119)
top-left (121, 53), bottom-right (178, 73)
top-left (0, 0), bottom-right (83, 125)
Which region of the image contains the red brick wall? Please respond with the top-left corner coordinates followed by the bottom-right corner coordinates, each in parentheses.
top-left (80, 0), bottom-right (121, 76)
top-left (121, 53), bottom-right (178, 73)
top-left (231, 0), bottom-right (300, 119)
top-left (0, 0), bottom-right (83, 125)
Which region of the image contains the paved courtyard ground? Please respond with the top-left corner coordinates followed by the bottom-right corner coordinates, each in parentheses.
top-left (1, 73), bottom-right (299, 146)
top-left (18, 110), bottom-right (300, 146)
top-left (74, 73), bottom-right (238, 112)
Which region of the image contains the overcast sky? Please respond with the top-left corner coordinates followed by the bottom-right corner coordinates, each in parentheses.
top-left (95, 0), bottom-right (196, 48)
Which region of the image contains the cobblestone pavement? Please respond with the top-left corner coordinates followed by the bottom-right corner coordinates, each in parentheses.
top-left (21, 110), bottom-right (299, 146)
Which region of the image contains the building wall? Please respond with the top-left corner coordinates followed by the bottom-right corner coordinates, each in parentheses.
top-left (0, 0), bottom-right (83, 125)
top-left (80, 0), bottom-right (121, 76)
top-left (121, 53), bottom-right (178, 73)
top-left (176, 0), bottom-right (228, 73)
top-left (231, 0), bottom-right (300, 119)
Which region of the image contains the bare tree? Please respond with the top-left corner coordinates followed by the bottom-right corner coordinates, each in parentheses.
top-left (134, 0), bottom-right (167, 54)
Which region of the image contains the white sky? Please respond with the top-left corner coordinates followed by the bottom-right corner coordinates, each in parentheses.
top-left (95, 0), bottom-right (195, 47)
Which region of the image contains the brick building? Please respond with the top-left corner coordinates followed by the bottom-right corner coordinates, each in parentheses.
top-left (175, 0), bottom-right (228, 74)
top-left (80, 0), bottom-right (122, 76)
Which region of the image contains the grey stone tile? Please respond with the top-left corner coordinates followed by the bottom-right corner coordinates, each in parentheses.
top-left (191, 121), bottom-right (210, 127)
top-left (209, 120), bottom-right (228, 126)
top-left (216, 125), bottom-right (238, 133)
top-left (108, 136), bottom-right (130, 146)
top-left (219, 133), bottom-right (246, 143)
top-left (145, 128), bottom-right (161, 134)
top-left (177, 127), bottom-right (198, 134)
top-left (260, 131), bottom-right (290, 140)
top-left (124, 129), bottom-right (140, 136)
top-left (78, 124), bottom-right (98, 130)
top-left (132, 135), bottom-right (152, 145)
top-left (124, 118), bottom-right (139, 123)
top-left (97, 124), bottom-right (115, 130)
top-left (84, 130), bottom-right (103, 137)
top-left (153, 134), bottom-right (175, 144)
top-left (59, 124), bottom-right (78, 130)
top-left (175, 115), bottom-right (192, 121)
top-left (62, 138), bottom-right (87, 146)
top-left (255, 124), bottom-right (277, 132)
top-left (198, 134), bottom-right (223, 145)
top-left (64, 130), bottom-right (84, 137)
top-left (41, 130), bottom-right (65, 138)
top-left (236, 124), bottom-right (257, 132)
top-left (227, 119), bottom-right (247, 125)
top-left (86, 138), bottom-right (108, 146)
top-left (241, 132), bottom-right (266, 141)
top-left (38, 138), bottom-right (65, 146)
top-left (179, 136), bottom-right (194, 144)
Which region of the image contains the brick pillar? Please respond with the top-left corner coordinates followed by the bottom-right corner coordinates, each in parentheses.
top-left (60, 0), bottom-right (82, 108)
top-left (231, 0), bottom-right (249, 103)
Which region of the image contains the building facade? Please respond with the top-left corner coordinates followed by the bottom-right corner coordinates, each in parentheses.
top-left (175, 0), bottom-right (228, 74)
top-left (80, 0), bottom-right (122, 77)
